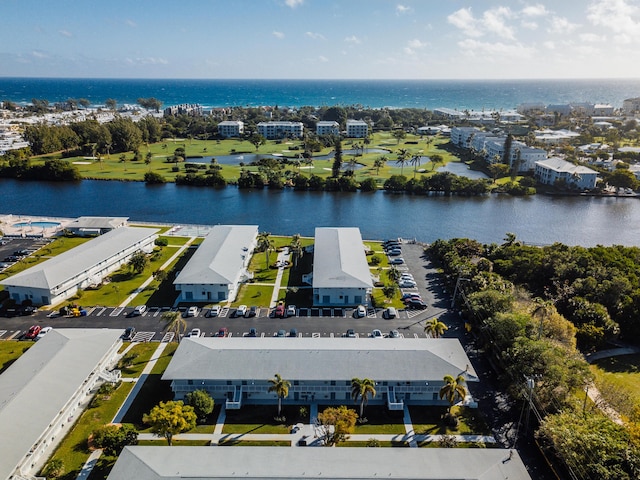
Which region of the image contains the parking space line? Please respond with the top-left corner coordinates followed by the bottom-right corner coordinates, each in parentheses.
top-left (161, 332), bottom-right (174, 342)
top-left (110, 307), bottom-right (124, 317)
top-left (131, 331), bottom-right (155, 342)
top-left (0, 330), bottom-right (7, 339)
top-left (95, 307), bottom-right (107, 316)
top-left (8, 331), bottom-right (21, 339)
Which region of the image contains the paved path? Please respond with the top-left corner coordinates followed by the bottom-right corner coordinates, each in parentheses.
top-left (118, 237), bottom-right (196, 308)
top-left (75, 449), bottom-right (103, 480)
top-left (112, 342), bottom-right (169, 423)
top-left (269, 248), bottom-right (291, 308)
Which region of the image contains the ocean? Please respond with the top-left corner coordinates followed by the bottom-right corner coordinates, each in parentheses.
top-left (0, 77), bottom-right (639, 111)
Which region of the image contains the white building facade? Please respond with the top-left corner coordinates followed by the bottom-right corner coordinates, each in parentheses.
top-left (217, 120), bottom-right (244, 138)
top-left (345, 119), bottom-right (368, 138)
top-left (316, 120), bottom-right (340, 136)
top-left (257, 121), bottom-right (304, 139)
top-left (535, 157), bottom-right (599, 190)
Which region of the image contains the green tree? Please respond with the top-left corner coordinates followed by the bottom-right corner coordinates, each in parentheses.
top-left (439, 374), bottom-right (467, 413)
top-left (184, 389), bottom-right (215, 423)
top-left (387, 265), bottom-right (401, 283)
top-left (424, 318), bottom-right (448, 338)
top-left (137, 97), bottom-right (163, 112)
top-left (373, 157), bottom-right (385, 175)
top-left (268, 373), bottom-right (291, 418)
top-left (331, 137), bottom-right (343, 178)
top-left (153, 269), bottom-right (168, 282)
top-left (317, 405), bottom-right (358, 446)
top-left (91, 423), bottom-right (138, 456)
top-left (382, 283), bottom-right (398, 302)
top-left (248, 133), bottom-right (266, 151)
top-left (391, 129), bottom-right (406, 144)
top-left (144, 171), bottom-right (166, 184)
top-left (128, 251), bottom-right (148, 274)
top-left (351, 378), bottom-right (376, 418)
top-left (429, 154), bottom-right (444, 171)
top-left (143, 401), bottom-right (197, 445)
top-left (162, 310), bottom-right (187, 341)
top-left (42, 459), bottom-right (64, 479)
top-left (257, 231), bottom-right (275, 268)
top-left (395, 148), bottom-right (410, 175)
top-left (108, 116), bottom-right (143, 153)
top-left (290, 234), bottom-right (303, 268)
top-left (105, 98), bottom-right (117, 111)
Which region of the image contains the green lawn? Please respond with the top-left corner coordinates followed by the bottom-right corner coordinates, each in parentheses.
top-left (591, 354), bottom-right (640, 415)
top-left (409, 406), bottom-right (491, 436)
top-left (221, 404), bottom-right (307, 435)
top-left (137, 439), bottom-right (211, 446)
top-left (218, 439), bottom-right (291, 446)
top-left (117, 342), bottom-right (162, 378)
top-left (232, 284), bottom-right (274, 308)
top-left (340, 440), bottom-right (410, 447)
top-left (0, 341), bottom-right (33, 374)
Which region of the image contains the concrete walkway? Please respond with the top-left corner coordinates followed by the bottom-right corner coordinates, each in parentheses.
top-left (119, 237), bottom-right (196, 308)
top-left (268, 248), bottom-right (291, 308)
top-left (112, 342), bottom-right (169, 423)
top-left (75, 449), bottom-right (103, 480)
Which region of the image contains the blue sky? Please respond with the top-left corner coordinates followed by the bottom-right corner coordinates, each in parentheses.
top-left (1, 0), bottom-right (639, 79)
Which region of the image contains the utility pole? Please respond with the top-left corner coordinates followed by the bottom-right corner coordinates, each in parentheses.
top-left (524, 377), bottom-right (535, 434)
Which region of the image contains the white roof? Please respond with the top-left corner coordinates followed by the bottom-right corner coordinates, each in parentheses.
top-left (162, 337), bottom-right (478, 383)
top-left (535, 157), bottom-right (598, 174)
top-left (173, 225), bottom-right (257, 285)
top-left (0, 227), bottom-right (158, 290)
top-left (67, 216), bottom-right (128, 230)
top-left (312, 227), bottom-right (373, 289)
top-left (109, 446), bottom-right (532, 480)
top-left (0, 329), bottom-right (122, 480)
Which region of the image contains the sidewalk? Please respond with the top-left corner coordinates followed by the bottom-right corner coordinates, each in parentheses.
top-left (268, 248), bottom-right (291, 308)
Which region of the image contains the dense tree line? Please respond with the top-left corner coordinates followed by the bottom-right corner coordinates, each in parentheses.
top-left (428, 238), bottom-right (640, 478)
top-left (0, 156), bottom-right (80, 181)
top-left (383, 172), bottom-right (490, 195)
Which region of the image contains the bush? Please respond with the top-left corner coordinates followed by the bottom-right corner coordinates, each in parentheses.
top-left (144, 171), bottom-right (166, 184)
top-left (155, 237), bottom-right (168, 247)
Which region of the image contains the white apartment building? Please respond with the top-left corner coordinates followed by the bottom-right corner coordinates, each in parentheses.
top-left (217, 120), bottom-right (244, 138)
top-left (450, 127), bottom-right (481, 147)
top-left (257, 121), bottom-right (304, 139)
top-left (623, 97), bottom-right (640, 114)
top-left (316, 120), bottom-right (340, 136)
top-left (535, 157), bottom-right (599, 190)
top-left (345, 119), bottom-right (368, 138)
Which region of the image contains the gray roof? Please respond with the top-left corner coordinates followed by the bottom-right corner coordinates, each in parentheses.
top-left (162, 337), bottom-right (477, 382)
top-left (0, 226), bottom-right (159, 290)
top-left (312, 227), bottom-right (372, 289)
top-left (108, 446), bottom-right (532, 480)
top-left (67, 216), bottom-right (129, 230)
top-left (0, 329), bottom-right (123, 480)
top-left (535, 156), bottom-right (598, 174)
top-left (173, 225), bottom-right (257, 285)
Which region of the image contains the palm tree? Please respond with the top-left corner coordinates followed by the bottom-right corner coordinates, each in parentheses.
top-left (424, 318), bottom-right (448, 338)
top-left (162, 311), bottom-right (187, 342)
top-left (531, 297), bottom-right (555, 340)
top-left (373, 157), bottom-right (385, 175)
top-left (387, 265), bottom-right (401, 283)
top-left (268, 373), bottom-right (291, 417)
top-left (430, 154), bottom-right (444, 171)
top-left (439, 374), bottom-right (467, 413)
top-left (290, 234), bottom-right (302, 268)
top-left (410, 155), bottom-right (422, 179)
top-left (257, 231), bottom-right (275, 268)
top-left (396, 148), bottom-right (410, 175)
top-left (351, 377), bottom-right (376, 418)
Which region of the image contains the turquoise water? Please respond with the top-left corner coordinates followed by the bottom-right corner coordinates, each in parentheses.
top-left (13, 221), bottom-right (61, 228)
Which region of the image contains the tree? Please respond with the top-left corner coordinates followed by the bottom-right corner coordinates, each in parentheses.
top-left (152, 269), bottom-right (168, 282)
top-left (373, 157), bottom-right (385, 175)
top-left (290, 234), bottom-right (303, 268)
top-left (145, 151), bottom-right (153, 167)
top-left (424, 318), bottom-right (448, 338)
top-left (351, 377), bottom-right (376, 418)
top-left (391, 129), bottom-right (406, 144)
top-left (91, 423), bottom-right (138, 456)
top-left (382, 283), bottom-right (398, 302)
top-left (128, 251), bottom-right (148, 274)
top-left (184, 389), bottom-right (214, 423)
top-left (387, 265), bottom-right (401, 283)
top-left (410, 155), bottom-right (422, 178)
top-left (108, 116), bottom-right (143, 153)
top-left (248, 133), bottom-right (266, 151)
top-left (439, 374), bottom-right (467, 413)
top-left (42, 459), bottom-right (64, 479)
top-left (268, 373), bottom-right (291, 418)
top-left (162, 311), bottom-right (187, 341)
top-left (257, 231), bottom-right (275, 268)
top-left (137, 97), bottom-right (163, 112)
top-left (105, 98), bottom-right (117, 111)
top-left (317, 405), bottom-right (358, 446)
top-left (331, 137), bottom-right (343, 178)
top-left (395, 148), bottom-right (410, 175)
top-left (143, 401), bottom-right (196, 445)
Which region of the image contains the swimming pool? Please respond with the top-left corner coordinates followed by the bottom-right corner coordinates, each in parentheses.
top-left (13, 221), bottom-right (61, 228)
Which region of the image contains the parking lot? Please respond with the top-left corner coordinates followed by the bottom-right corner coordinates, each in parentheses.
top-left (0, 236), bottom-right (52, 270)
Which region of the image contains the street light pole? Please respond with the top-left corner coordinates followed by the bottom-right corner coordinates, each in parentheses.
top-left (524, 377), bottom-right (535, 434)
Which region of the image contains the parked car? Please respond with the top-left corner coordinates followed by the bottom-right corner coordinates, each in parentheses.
top-left (406, 299), bottom-right (428, 309)
top-left (401, 293), bottom-right (422, 301)
top-left (20, 305), bottom-right (38, 315)
top-left (398, 281), bottom-right (417, 288)
top-left (389, 257), bottom-right (405, 265)
top-left (389, 329), bottom-right (400, 338)
top-left (356, 305), bottom-right (367, 318)
top-left (400, 274), bottom-right (414, 280)
top-left (289, 328), bottom-right (298, 337)
top-left (275, 329), bottom-right (287, 337)
top-left (247, 327), bottom-right (257, 337)
top-left (186, 306), bottom-right (198, 317)
top-left (371, 329), bottom-right (383, 339)
top-left (246, 306), bottom-right (258, 318)
top-left (234, 305), bottom-right (247, 317)
top-left (403, 295), bottom-right (423, 303)
top-left (346, 329), bottom-right (356, 338)
top-left (217, 327), bottom-right (228, 337)
top-left (123, 326), bottom-right (136, 340)
top-left (36, 326), bottom-right (52, 340)
top-left (387, 249), bottom-right (402, 256)
top-left (189, 328), bottom-right (201, 338)
top-left (130, 305), bottom-right (147, 316)
top-left (208, 305), bottom-right (220, 317)
top-left (384, 307), bottom-right (397, 319)
top-left (286, 305), bottom-right (297, 317)
top-left (274, 304), bottom-right (286, 318)
top-left (24, 325), bottom-right (41, 339)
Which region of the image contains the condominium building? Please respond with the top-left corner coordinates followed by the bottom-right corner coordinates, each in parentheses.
top-left (217, 120), bottom-right (244, 138)
top-left (257, 121), bottom-right (304, 139)
top-left (316, 120), bottom-right (340, 136)
top-left (345, 119), bottom-right (368, 138)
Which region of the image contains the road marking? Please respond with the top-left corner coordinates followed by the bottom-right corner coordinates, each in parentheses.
top-left (110, 307), bottom-right (124, 317)
top-left (312, 332), bottom-right (321, 338)
top-left (406, 310), bottom-right (423, 318)
top-left (87, 307), bottom-right (97, 315)
top-left (161, 332), bottom-right (174, 342)
top-left (219, 307), bottom-right (229, 318)
top-left (330, 332), bottom-right (334, 338)
top-left (8, 330), bottom-right (21, 339)
top-left (131, 331), bottom-right (155, 342)
top-left (228, 332), bottom-right (233, 337)
top-left (94, 307), bottom-right (107, 316)
top-left (414, 333), bottom-right (419, 338)
top-left (0, 330), bottom-right (7, 338)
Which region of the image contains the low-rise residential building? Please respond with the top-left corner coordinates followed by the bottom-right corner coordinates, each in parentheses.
top-left (108, 446), bottom-right (533, 480)
top-left (535, 157), bottom-right (599, 190)
top-left (0, 227), bottom-right (158, 306)
top-left (163, 104), bottom-right (203, 116)
top-left (623, 97), bottom-right (640, 114)
top-left (312, 227), bottom-right (372, 307)
top-left (257, 121), bottom-right (304, 139)
top-left (0, 328), bottom-right (123, 480)
top-left (433, 107), bottom-right (466, 120)
top-left (173, 225), bottom-right (258, 303)
top-left (534, 129), bottom-right (580, 145)
top-left (345, 119), bottom-right (368, 138)
top-left (316, 120), bottom-right (340, 136)
top-left (163, 337), bottom-right (479, 410)
top-left (450, 126), bottom-right (481, 147)
top-left (217, 120), bottom-right (244, 138)
top-left (65, 216), bottom-right (128, 236)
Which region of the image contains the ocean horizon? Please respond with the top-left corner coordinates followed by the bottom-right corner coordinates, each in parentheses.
top-left (1, 77), bottom-right (639, 111)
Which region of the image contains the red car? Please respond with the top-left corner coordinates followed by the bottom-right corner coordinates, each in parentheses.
top-left (217, 328), bottom-right (229, 337)
top-left (274, 304), bottom-right (286, 318)
top-left (25, 325), bottom-right (41, 339)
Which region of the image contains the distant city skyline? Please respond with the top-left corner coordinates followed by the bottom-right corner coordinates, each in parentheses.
top-left (1, 0), bottom-right (639, 80)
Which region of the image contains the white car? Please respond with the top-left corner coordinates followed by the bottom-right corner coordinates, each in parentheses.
top-left (186, 306), bottom-right (198, 317)
top-left (399, 280), bottom-right (417, 288)
top-left (400, 274), bottom-right (414, 280)
top-left (189, 328), bottom-right (201, 338)
top-left (371, 329), bottom-right (383, 339)
top-left (35, 326), bottom-right (52, 340)
top-left (286, 305), bottom-right (297, 317)
top-left (208, 305), bottom-right (220, 317)
top-left (389, 257), bottom-right (404, 265)
top-left (132, 305), bottom-right (147, 316)
top-left (356, 305), bottom-right (367, 318)
top-left (236, 305), bottom-right (248, 317)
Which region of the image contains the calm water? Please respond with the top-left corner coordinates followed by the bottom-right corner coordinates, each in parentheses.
top-left (2, 179), bottom-right (639, 246)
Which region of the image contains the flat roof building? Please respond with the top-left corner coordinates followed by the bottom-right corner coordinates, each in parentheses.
top-left (0, 226), bottom-right (159, 306)
top-left (163, 337), bottom-right (478, 410)
top-left (108, 446), bottom-right (533, 480)
top-left (173, 225), bottom-right (258, 303)
top-left (0, 329), bottom-right (123, 480)
top-left (257, 121), bottom-right (303, 139)
top-left (217, 120), bottom-right (244, 138)
top-left (535, 157), bottom-right (599, 190)
top-left (65, 216), bottom-right (128, 236)
top-left (345, 119), bottom-right (368, 138)
top-left (316, 120), bottom-right (340, 136)
top-left (312, 227), bottom-right (373, 307)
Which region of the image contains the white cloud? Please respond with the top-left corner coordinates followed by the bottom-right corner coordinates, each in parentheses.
top-left (284, 0), bottom-right (303, 8)
top-left (521, 20), bottom-right (538, 30)
top-left (482, 6), bottom-right (515, 39)
top-left (543, 40), bottom-right (555, 49)
top-left (396, 4), bottom-right (412, 15)
top-left (306, 31), bottom-right (325, 40)
top-left (318, 55), bottom-right (329, 62)
top-left (580, 33), bottom-right (606, 42)
top-left (344, 35), bottom-right (362, 44)
top-left (59, 29), bottom-right (73, 37)
top-left (125, 57), bottom-right (168, 65)
top-left (521, 4), bottom-right (549, 17)
top-left (272, 31), bottom-right (284, 39)
top-left (448, 8), bottom-right (482, 37)
top-left (458, 38), bottom-right (535, 58)
top-left (448, 6), bottom-right (516, 39)
top-left (126, 19), bottom-right (137, 27)
top-left (32, 50), bottom-right (49, 59)
top-left (547, 16), bottom-right (579, 34)
top-left (587, 0), bottom-right (640, 42)
top-left (407, 39), bottom-right (427, 49)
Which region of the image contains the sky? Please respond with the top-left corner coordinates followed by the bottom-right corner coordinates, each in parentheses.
top-left (1, 0), bottom-right (640, 79)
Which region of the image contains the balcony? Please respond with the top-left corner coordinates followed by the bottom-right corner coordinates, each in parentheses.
top-left (226, 385), bottom-right (243, 410)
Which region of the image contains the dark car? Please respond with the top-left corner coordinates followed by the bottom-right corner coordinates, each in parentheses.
top-left (289, 328), bottom-right (298, 337)
top-left (406, 299), bottom-right (428, 309)
top-left (247, 327), bottom-right (257, 337)
top-left (20, 306), bottom-right (38, 315)
top-left (246, 306), bottom-right (257, 318)
top-left (274, 304), bottom-right (286, 318)
top-left (123, 327), bottom-right (136, 340)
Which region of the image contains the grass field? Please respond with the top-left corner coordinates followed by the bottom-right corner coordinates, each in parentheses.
top-left (591, 354), bottom-right (640, 416)
top-left (0, 340), bottom-right (33, 374)
top-left (117, 342), bottom-right (162, 378)
top-left (221, 404), bottom-right (307, 435)
top-left (409, 406), bottom-right (491, 436)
